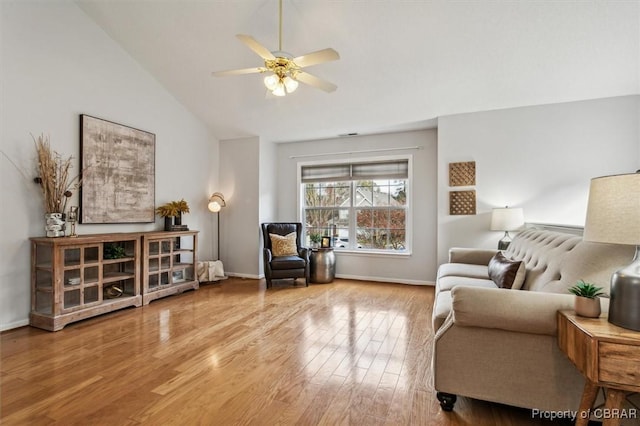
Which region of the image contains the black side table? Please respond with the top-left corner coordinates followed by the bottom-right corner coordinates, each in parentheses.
top-left (310, 248), bottom-right (336, 283)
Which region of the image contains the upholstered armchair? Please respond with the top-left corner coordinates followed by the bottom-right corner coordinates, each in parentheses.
top-left (261, 222), bottom-right (310, 288)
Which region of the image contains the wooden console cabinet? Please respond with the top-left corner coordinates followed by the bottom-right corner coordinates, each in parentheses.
top-left (141, 230), bottom-right (198, 305)
top-left (30, 233), bottom-right (143, 331)
top-left (30, 230), bottom-right (199, 331)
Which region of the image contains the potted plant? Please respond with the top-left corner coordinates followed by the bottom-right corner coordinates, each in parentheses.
top-left (156, 199), bottom-right (190, 231)
top-left (569, 279), bottom-right (605, 318)
top-left (309, 232), bottom-right (322, 248)
top-left (104, 243), bottom-right (127, 259)
top-left (33, 134), bottom-right (82, 237)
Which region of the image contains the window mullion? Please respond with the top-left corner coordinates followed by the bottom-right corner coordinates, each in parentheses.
top-left (349, 180), bottom-right (356, 250)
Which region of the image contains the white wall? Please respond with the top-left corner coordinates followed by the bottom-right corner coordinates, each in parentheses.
top-left (0, 1), bottom-right (218, 330)
top-left (258, 140), bottom-right (278, 274)
top-left (219, 136), bottom-right (262, 278)
top-left (437, 95), bottom-right (640, 266)
top-left (277, 130), bottom-right (438, 285)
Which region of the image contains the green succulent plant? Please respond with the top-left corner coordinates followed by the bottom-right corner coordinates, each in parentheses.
top-left (569, 279), bottom-right (606, 299)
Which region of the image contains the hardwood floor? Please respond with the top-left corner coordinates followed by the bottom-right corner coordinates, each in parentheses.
top-left (2, 278), bottom-right (572, 425)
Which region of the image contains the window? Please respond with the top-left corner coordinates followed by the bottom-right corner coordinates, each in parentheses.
top-left (300, 158), bottom-right (410, 253)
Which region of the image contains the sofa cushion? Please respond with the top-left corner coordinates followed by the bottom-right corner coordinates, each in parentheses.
top-left (438, 263), bottom-right (489, 280)
top-left (270, 232), bottom-right (298, 256)
top-left (437, 276), bottom-right (497, 293)
top-left (488, 252), bottom-right (525, 289)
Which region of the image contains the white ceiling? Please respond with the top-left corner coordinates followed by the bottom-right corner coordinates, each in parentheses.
top-left (77, 1), bottom-right (639, 144)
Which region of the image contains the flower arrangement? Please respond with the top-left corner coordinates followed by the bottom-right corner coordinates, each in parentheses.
top-left (155, 199), bottom-right (190, 217)
top-left (33, 134), bottom-right (81, 214)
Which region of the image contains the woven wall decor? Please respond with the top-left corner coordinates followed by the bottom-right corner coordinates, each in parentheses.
top-left (450, 190), bottom-right (477, 215)
top-left (449, 161), bottom-right (476, 187)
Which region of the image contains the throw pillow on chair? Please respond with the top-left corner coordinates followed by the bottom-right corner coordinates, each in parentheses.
top-left (270, 232), bottom-right (298, 256)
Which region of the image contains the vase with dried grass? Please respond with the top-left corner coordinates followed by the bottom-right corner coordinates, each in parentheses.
top-left (155, 199), bottom-right (190, 231)
top-left (34, 134), bottom-right (81, 237)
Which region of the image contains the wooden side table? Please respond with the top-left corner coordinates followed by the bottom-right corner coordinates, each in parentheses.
top-left (557, 310), bottom-right (640, 426)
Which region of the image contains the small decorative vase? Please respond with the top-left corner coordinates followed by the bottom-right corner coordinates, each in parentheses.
top-left (164, 216), bottom-right (172, 231)
top-left (174, 212), bottom-right (182, 226)
top-left (45, 213), bottom-right (66, 237)
top-left (575, 296), bottom-right (601, 318)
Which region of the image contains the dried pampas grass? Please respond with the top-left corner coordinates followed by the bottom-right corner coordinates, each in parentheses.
top-left (34, 134), bottom-right (81, 214)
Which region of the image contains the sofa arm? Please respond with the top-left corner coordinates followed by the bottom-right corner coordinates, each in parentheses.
top-left (450, 286), bottom-right (579, 336)
top-left (448, 247), bottom-right (498, 265)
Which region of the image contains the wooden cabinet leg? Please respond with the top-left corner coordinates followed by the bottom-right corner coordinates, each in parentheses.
top-left (576, 380), bottom-right (599, 426)
top-left (602, 388), bottom-right (626, 426)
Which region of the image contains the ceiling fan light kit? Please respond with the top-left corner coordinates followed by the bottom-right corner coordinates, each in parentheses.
top-left (263, 56), bottom-right (300, 96)
top-left (212, 0), bottom-right (339, 97)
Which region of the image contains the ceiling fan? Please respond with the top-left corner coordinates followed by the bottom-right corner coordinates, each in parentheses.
top-left (212, 0), bottom-right (339, 97)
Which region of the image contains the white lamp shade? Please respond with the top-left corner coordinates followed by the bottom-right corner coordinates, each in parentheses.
top-left (264, 74), bottom-right (279, 91)
top-left (584, 173), bottom-right (640, 245)
top-left (490, 207), bottom-right (525, 231)
top-left (208, 192), bottom-right (226, 213)
top-left (272, 82), bottom-right (286, 97)
top-left (283, 76), bottom-right (298, 93)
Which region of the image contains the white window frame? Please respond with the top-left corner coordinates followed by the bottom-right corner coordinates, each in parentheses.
top-left (297, 155), bottom-right (413, 256)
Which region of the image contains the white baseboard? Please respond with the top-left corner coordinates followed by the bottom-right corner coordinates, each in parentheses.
top-left (226, 272), bottom-right (263, 280)
top-left (1, 319), bottom-right (29, 332)
top-left (335, 274), bottom-right (434, 286)
top-left (224, 272), bottom-right (432, 286)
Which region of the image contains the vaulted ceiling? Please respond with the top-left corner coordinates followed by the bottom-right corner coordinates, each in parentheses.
top-left (78, 1), bottom-right (639, 143)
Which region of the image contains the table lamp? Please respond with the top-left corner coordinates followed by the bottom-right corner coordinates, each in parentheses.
top-left (490, 206), bottom-right (524, 250)
top-left (583, 172), bottom-right (640, 331)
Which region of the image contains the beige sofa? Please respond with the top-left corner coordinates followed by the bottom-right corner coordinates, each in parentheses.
top-left (432, 228), bottom-right (634, 413)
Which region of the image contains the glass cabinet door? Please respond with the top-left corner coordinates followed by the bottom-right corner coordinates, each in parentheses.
top-left (62, 245), bottom-right (101, 311)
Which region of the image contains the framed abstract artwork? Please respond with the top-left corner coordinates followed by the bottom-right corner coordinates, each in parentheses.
top-left (80, 114), bottom-right (155, 224)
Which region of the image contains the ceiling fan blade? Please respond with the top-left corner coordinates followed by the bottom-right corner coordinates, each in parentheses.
top-left (293, 48), bottom-right (340, 68)
top-left (212, 67), bottom-right (265, 77)
top-left (295, 71), bottom-right (337, 93)
top-left (236, 34), bottom-right (276, 60)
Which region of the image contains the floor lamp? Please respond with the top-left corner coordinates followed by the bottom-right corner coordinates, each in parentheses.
top-left (208, 192), bottom-right (226, 260)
